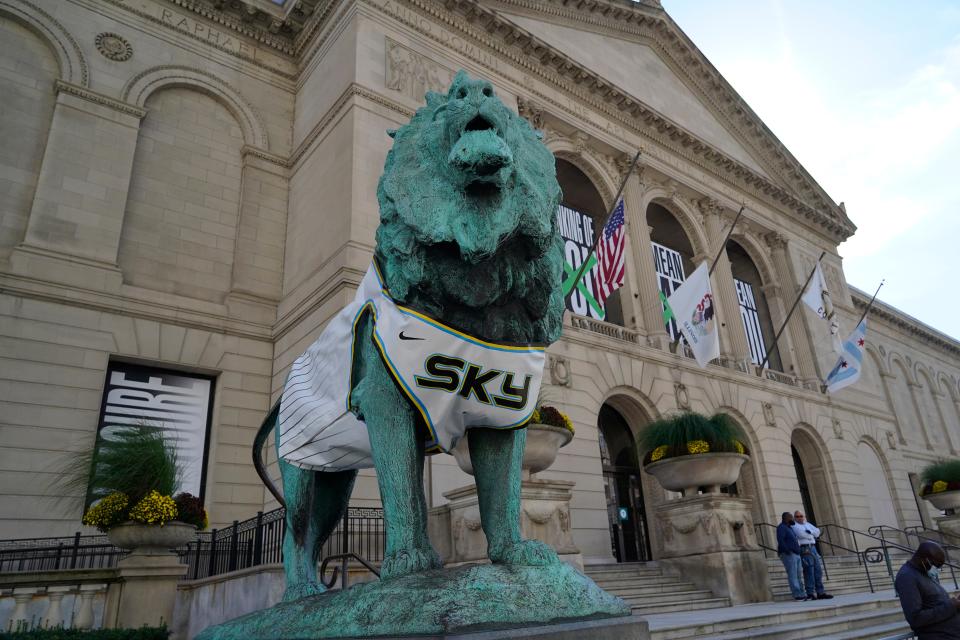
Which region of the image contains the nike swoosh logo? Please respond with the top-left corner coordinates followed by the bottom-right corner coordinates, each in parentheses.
top-left (399, 331), bottom-right (424, 341)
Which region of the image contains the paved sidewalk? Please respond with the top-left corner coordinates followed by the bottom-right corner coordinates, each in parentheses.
top-left (639, 589), bottom-right (900, 631)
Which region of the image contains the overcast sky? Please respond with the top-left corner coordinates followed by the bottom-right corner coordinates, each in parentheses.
top-left (664, 1), bottom-right (960, 340)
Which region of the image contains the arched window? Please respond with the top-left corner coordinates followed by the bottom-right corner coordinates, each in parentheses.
top-left (726, 240), bottom-right (782, 371)
top-left (555, 159), bottom-right (624, 326)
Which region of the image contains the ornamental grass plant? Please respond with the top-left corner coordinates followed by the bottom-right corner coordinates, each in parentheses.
top-left (55, 425), bottom-right (208, 532)
top-left (920, 459), bottom-right (960, 495)
top-left (640, 411), bottom-right (747, 465)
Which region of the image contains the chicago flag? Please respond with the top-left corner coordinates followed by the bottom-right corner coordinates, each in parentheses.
top-left (825, 320), bottom-right (867, 393)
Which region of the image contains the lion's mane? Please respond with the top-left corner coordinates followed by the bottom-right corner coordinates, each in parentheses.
top-left (375, 74), bottom-right (564, 345)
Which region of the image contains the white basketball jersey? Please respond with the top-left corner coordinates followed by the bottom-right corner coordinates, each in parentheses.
top-left (277, 262), bottom-right (545, 471)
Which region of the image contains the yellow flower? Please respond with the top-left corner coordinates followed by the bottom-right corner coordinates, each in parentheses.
top-left (933, 480), bottom-right (949, 494)
top-left (531, 409), bottom-right (541, 424)
top-left (128, 490), bottom-right (178, 526)
top-left (734, 440), bottom-right (746, 455)
top-left (686, 440), bottom-right (710, 455)
top-left (82, 492), bottom-right (129, 532)
top-left (650, 445), bottom-right (669, 462)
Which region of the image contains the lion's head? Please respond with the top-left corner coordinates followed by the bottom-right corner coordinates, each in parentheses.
top-left (376, 71), bottom-right (564, 344)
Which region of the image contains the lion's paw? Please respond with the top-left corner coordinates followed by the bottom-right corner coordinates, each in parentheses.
top-left (489, 539), bottom-right (560, 567)
top-left (380, 546), bottom-right (443, 579)
top-left (282, 581), bottom-right (326, 602)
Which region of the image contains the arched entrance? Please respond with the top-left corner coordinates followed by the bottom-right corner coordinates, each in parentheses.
top-left (598, 403), bottom-right (652, 562)
top-left (856, 440), bottom-right (899, 529)
top-left (791, 429), bottom-right (840, 535)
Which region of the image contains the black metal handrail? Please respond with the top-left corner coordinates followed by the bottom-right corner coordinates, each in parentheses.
top-left (824, 523), bottom-right (960, 590)
top-left (756, 522), bottom-right (877, 582)
top-left (319, 553), bottom-right (381, 590)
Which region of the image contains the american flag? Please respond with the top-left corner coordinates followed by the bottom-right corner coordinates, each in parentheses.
top-left (595, 199), bottom-right (626, 307)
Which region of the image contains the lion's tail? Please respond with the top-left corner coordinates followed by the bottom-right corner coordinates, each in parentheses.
top-left (253, 399), bottom-right (285, 508)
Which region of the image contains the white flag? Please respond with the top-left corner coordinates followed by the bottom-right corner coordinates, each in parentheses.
top-left (825, 320), bottom-right (867, 393)
top-left (802, 262), bottom-right (843, 353)
top-left (666, 262), bottom-right (720, 368)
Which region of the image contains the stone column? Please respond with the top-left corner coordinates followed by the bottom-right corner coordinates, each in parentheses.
top-left (11, 82), bottom-right (144, 292)
top-left (44, 587), bottom-right (70, 628)
top-left (764, 233), bottom-right (818, 381)
top-left (698, 199), bottom-right (751, 365)
top-left (621, 168), bottom-right (664, 346)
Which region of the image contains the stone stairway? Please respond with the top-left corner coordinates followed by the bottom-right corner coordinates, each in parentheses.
top-left (765, 552), bottom-right (907, 600)
top-left (584, 562), bottom-right (730, 615)
top-left (645, 590), bottom-right (910, 640)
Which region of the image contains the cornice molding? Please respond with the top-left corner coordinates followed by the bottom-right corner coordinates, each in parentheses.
top-left (391, 0), bottom-right (853, 243)
top-left (55, 80), bottom-right (146, 118)
top-left (852, 289), bottom-right (960, 358)
top-left (488, 0), bottom-right (852, 235)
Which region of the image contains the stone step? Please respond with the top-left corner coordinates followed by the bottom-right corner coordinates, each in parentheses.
top-left (601, 582), bottom-right (701, 597)
top-left (681, 608), bottom-right (906, 640)
top-left (647, 597), bottom-right (899, 640)
top-left (585, 567), bottom-right (668, 577)
top-left (593, 576), bottom-right (695, 588)
top-left (618, 589), bottom-right (719, 605)
top-left (829, 620), bottom-right (913, 640)
top-left (631, 596), bottom-right (731, 615)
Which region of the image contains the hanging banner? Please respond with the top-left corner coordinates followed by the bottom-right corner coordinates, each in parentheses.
top-left (651, 241), bottom-right (685, 341)
top-left (557, 204), bottom-right (605, 320)
top-left (95, 362), bottom-right (215, 500)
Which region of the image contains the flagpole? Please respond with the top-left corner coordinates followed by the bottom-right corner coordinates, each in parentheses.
top-left (565, 148), bottom-right (642, 304)
top-left (708, 204), bottom-right (745, 277)
top-left (853, 280), bottom-right (886, 328)
top-left (755, 251), bottom-right (826, 375)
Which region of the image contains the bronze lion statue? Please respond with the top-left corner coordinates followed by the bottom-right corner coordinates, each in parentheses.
top-left (254, 70), bottom-right (565, 601)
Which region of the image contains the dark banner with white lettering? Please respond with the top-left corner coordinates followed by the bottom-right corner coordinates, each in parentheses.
top-left (95, 362), bottom-right (215, 500)
top-left (557, 204), bottom-right (605, 320)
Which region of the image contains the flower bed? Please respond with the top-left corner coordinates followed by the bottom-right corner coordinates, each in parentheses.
top-left (640, 412), bottom-right (748, 465)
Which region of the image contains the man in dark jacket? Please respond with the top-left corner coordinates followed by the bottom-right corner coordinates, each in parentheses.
top-left (777, 511), bottom-right (806, 600)
top-left (896, 541), bottom-right (960, 639)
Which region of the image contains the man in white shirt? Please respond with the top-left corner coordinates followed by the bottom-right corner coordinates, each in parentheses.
top-left (792, 510), bottom-right (834, 600)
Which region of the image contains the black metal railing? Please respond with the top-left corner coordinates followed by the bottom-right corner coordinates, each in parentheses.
top-left (0, 532), bottom-right (125, 573)
top-left (0, 506), bottom-right (385, 583)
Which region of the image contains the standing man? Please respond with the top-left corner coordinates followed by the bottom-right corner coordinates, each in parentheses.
top-left (777, 511), bottom-right (806, 601)
top-left (792, 510), bottom-right (833, 600)
top-left (895, 541), bottom-right (960, 638)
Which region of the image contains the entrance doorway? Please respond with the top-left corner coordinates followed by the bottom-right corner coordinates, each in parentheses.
top-left (598, 404), bottom-right (651, 562)
top-left (790, 429), bottom-right (840, 551)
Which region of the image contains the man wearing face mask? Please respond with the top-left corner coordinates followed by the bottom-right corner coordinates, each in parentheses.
top-left (895, 541), bottom-right (960, 638)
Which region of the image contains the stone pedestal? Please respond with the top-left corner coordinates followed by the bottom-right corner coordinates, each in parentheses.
top-left (936, 514), bottom-right (960, 539)
top-left (105, 550), bottom-right (188, 629)
top-left (430, 478), bottom-right (582, 570)
top-left (654, 494), bottom-right (770, 605)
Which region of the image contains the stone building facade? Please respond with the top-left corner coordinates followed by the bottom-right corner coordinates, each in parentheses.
top-left (0, 0), bottom-right (957, 566)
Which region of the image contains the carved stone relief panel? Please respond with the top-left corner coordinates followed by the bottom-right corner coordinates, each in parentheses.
top-left (385, 38), bottom-right (454, 102)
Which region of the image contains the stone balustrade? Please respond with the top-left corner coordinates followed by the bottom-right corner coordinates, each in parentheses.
top-left (0, 569), bottom-right (113, 631)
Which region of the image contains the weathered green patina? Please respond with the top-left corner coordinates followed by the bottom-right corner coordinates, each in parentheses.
top-left (203, 71), bottom-right (628, 639)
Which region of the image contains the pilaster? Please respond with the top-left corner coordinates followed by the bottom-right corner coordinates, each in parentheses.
top-left (699, 199), bottom-right (750, 365)
top-left (764, 233), bottom-right (818, 380)
top-left (621, 166), bottom-right (662, 344)
top-left (11, 82), bottom-right (144, 292)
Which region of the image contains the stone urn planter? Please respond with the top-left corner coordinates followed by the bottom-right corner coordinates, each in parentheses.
top-left (644, 452), bottom-right (749, 496)
top-left (923, 490), bottom-right (960, 514)
top-left (107, 520), bottom-right (196, 554)
top-left (452, 424), bottom-right (573, 477)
